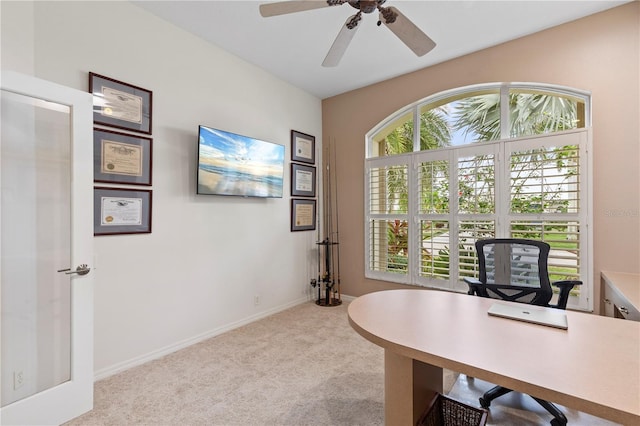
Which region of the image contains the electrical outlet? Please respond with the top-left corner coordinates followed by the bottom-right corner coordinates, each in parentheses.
top-left (13, 370), bottom-right (24, 390)
top-left (254, 295), bottom-right (260, 306)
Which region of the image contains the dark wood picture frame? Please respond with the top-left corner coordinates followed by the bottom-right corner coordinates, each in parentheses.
top-left (291, 198), bottom-right (316, 232)
top-left (291, 163), bottom-right (316, 197)
top-left (291, 130), bottom-right (315, 164)
top-left (94, 187), bottom-right (152, 236)
top-left (94, 128), bottom-right (152, 186)
top-left (89, 72), bottom-right (152, 134)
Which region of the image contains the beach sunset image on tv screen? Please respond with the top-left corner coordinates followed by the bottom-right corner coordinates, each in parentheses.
top-left (197, 125), bottom-right (285, 198)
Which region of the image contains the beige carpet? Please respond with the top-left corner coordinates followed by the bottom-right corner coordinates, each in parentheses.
top-left (66, 300), bottom-right (618, 426)
top-left (66, 301), bottom-right (385, 426)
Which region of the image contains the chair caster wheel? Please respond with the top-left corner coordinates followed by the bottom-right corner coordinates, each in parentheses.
top-left (550, 419), bottom-right (566, 426)
top-left (479, 397), bottom-right (490, 408)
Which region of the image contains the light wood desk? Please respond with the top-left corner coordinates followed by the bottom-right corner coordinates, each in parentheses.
top-left (348, 289), bottom-right (640, 425)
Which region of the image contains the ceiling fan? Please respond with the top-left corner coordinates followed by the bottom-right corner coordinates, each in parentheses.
top-left (259, 0), bottom-right (436, 67)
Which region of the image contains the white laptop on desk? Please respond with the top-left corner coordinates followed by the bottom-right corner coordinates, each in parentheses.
top-left (488, 302), bottom-right (568, 330)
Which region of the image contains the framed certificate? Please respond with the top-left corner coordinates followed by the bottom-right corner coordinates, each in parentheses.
top-left (291, 163), bottom-right (316, 197)
top-left (94, 128), bottom-right (152, 186)
top-left (291, 199), bottom-right (316, 232)
top-left (291, 130), bottom-right (315, 164)
top-left (89, 72), bottom-right (152, 134)
top-left (94, 187), bottom-right (152, 235)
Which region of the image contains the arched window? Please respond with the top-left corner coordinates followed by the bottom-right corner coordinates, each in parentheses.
top-left (365, 83), bottom-right (592, 310)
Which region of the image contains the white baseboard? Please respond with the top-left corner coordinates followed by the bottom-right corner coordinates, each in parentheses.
top-left (93, 296), bottom-right (309, 381)
top-left (341, 294), bottom-right (357, 302)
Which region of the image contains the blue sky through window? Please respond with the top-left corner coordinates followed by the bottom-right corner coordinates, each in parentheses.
top-left (444, 100), bottom-right (479, 146)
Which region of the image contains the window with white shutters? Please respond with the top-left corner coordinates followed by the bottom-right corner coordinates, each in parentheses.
top-left (365, 83), bottom-right (592, 310)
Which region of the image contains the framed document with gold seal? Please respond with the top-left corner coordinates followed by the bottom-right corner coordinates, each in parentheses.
top-left (94, 128), bottom-right (152, 186)
top-left (89, 72), bottom-right (152, 134)
top-left (94, 187), bottom-right (152, 236)
top-left (291, 198), bottom-right (316, 232)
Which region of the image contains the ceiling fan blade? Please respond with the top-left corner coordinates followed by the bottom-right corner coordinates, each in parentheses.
top-left (322, 14), bottom-right (360, 67)
top-left (379, 6), bottom-right (436, 57)
top-left (260, 1), bottom-right (330, 18)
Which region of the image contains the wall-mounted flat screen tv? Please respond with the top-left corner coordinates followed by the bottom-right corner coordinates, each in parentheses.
top-left (197, 125), bottom-right (285, 198)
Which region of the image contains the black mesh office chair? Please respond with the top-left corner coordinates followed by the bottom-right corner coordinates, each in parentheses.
top-left (463, 238), bottom-right (582, 426)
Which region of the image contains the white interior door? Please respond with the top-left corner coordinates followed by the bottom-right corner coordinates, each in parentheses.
top-left (1, 71), bottom-right (94, 425)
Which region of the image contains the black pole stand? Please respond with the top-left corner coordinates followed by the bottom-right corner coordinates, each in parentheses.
top-left (313, 238), bottom-right (341, 307)
top-left (310, 138), bottom-right (341, 307)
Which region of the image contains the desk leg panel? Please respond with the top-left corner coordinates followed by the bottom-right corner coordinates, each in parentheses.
top-left (384, 350), bottom-right (443, 425)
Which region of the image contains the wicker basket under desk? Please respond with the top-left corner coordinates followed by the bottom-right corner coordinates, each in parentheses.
top-left (417, 393), bottom-right (488, 426)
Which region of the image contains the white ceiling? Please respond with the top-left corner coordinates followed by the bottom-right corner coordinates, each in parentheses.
top-left (133, 0), bottom-right (628, 99)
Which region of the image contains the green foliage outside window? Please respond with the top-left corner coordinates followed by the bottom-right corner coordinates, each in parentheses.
top-left (376, 90), bottom-right (583, 277)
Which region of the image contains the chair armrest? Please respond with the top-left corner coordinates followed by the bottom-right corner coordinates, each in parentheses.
top-left (551, 280), bottom-right (583, 309)
top-left (552, 280), bottom-right (582, 289)
top-left (464, 277), bottom-right (483, 295)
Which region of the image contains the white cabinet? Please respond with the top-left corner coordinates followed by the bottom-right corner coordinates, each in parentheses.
top-left (601, 271), bottom-right (640, 321)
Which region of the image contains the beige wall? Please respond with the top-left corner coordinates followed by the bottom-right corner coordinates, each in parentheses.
top-left (322, 2), bottom-right (640, 311)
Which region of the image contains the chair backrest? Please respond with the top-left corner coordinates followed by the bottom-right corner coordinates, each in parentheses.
top-left (474, 238), bottom-right (553, 306)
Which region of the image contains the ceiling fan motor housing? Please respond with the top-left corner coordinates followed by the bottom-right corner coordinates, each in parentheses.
top-left (347, 0), bottom-right (386, 14)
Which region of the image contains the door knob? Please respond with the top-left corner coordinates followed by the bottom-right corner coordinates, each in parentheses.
top-left (57, 264), bottom-right (91, 276)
